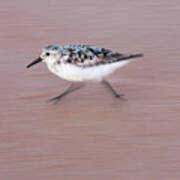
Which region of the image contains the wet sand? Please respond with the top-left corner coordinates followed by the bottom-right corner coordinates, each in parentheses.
top-left (0, 0), bottom-right (180, 179)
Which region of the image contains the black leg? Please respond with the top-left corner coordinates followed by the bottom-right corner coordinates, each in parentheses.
top-left (48, 83), bottom-right (83, 104)
top-left (102, 79), bottom-right (124, 98)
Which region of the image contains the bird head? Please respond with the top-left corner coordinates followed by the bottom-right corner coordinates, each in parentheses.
top-left (26, 45), bottom-right (61, 68)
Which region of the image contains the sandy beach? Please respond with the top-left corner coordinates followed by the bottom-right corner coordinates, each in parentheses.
top-left (0, 0), bottom-right (180, 179)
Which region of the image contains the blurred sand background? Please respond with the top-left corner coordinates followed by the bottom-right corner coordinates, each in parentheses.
top-left (0, 0), bottom-right (180, 179)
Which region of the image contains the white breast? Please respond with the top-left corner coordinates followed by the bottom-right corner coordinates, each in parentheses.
top-left (46, 61), bottom-right (130, 82)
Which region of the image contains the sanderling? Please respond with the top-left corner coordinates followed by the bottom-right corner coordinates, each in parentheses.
top-left (27, 44), bottom-right (143, 103)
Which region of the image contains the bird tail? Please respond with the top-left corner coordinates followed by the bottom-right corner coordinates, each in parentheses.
top-left (131, 53), bottom-right (144, 58)
top-left (119, 53), bottom-right (144, 61)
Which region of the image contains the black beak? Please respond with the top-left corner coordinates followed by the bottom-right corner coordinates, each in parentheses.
top-left (26, 57), bottom-right (42, 68)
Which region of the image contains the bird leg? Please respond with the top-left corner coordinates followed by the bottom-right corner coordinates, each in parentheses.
top-left (102, 79), bottom-right (124, 98)
top-left (48, 83), bottom-right (83, 104)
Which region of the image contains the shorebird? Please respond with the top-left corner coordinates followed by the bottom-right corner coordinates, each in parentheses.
top-left (27, 45), bottom-right (143, 103)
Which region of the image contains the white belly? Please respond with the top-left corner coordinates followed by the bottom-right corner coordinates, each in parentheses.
top-left (47, 61), bottom-right (130, 82)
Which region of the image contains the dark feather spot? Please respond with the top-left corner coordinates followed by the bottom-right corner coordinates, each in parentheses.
top-left (102, 49), bottom-right (110, 56)
top-left (77, 51), bottom-right (82, 58)
top-left (69, 53), bottom-right (73, 58)
top-left (88, 48), bottom-right (96, 54)
top-left (84, 54), bottom-right (88, 59)
top-left (74, 58), bottom-right (78, 62)
top-left (52, 46), bottom-right (58, 50)
top-left (67, 59), bottom-right (72, 63)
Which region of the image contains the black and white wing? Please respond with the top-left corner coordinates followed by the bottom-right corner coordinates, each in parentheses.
top-left (60, 45), bottom-right (143, 67)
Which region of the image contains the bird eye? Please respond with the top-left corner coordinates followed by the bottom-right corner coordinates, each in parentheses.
top-left (46, 52), bottom-right (50, 56)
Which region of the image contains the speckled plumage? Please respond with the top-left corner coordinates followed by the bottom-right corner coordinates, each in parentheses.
top-left (43, 44), bottom-right (142, 68)
top-left (27, 44), bottom-right (143, 102)
top-left (27, 44), bottom-right (143, 82)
